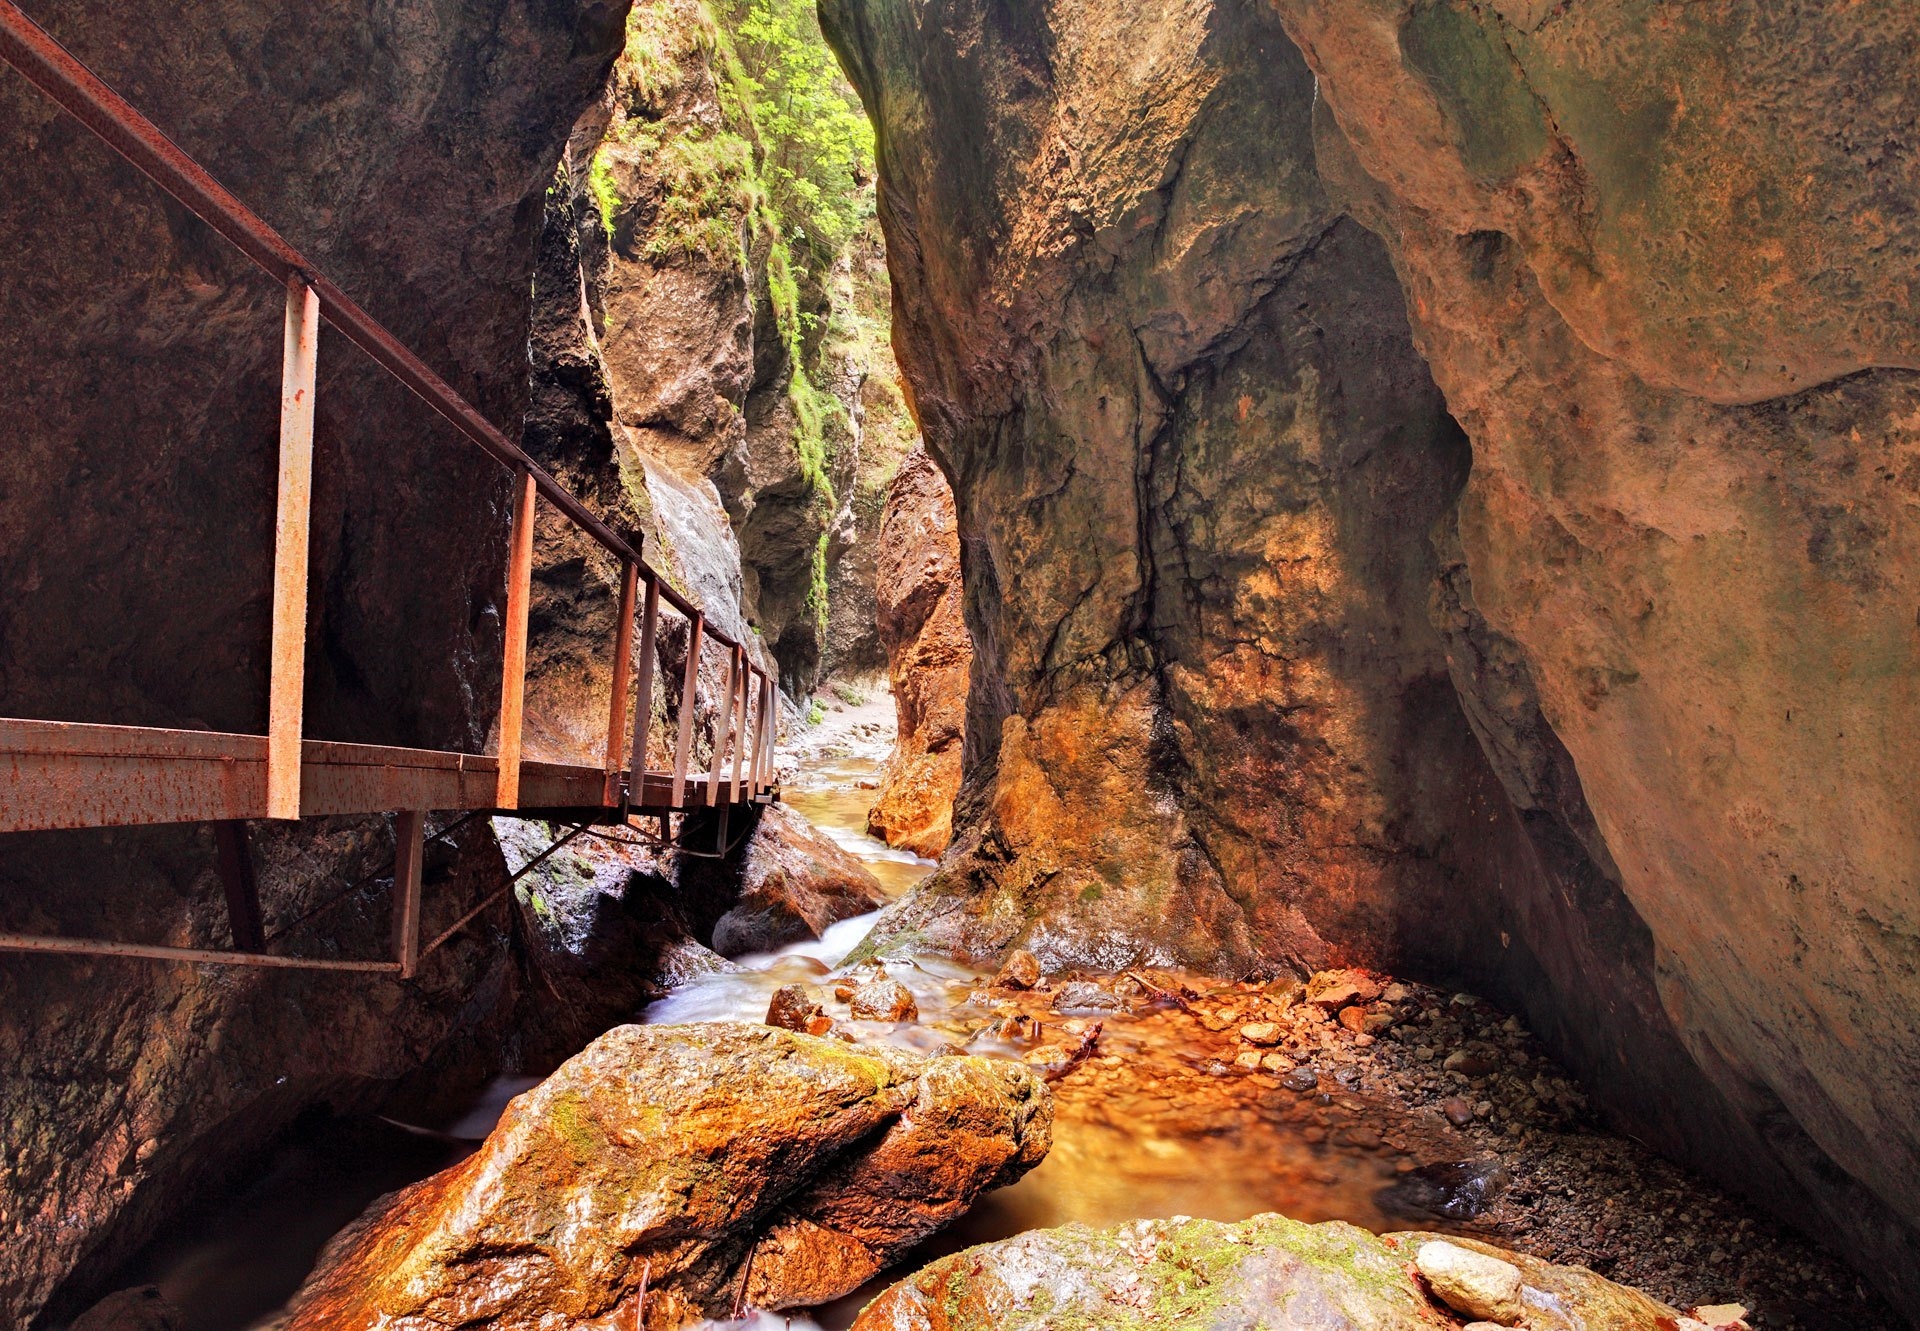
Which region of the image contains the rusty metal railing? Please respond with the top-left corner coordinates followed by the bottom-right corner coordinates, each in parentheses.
top-left (0, 0), bottom-right (781, 971)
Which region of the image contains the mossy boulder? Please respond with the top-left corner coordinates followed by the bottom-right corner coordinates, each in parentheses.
top-left (284, 1024), bottom-right (1050, 1329)
top-left (849, 1213), bottom-right (1683, 1331)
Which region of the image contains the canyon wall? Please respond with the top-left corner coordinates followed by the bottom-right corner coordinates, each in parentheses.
top-left (867, 445), bottom-right (969, 857)
top-left (821, 0), bottom-right (1920, 1310)
top-left (0, 1), bottom-right (631, 1322)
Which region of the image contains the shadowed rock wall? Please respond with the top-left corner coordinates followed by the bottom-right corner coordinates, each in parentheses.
top-left (0, 1), bottom-right (629, 1321)
top-left (822, 0), bottom-right (1920, 1311)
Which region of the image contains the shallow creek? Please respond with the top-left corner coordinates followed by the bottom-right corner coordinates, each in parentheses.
top-left (76, 704), bottom-right (1890, 1331)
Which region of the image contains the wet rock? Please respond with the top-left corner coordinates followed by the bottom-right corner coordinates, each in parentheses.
top-left (1281, 1067), bottom-right (1319, 1093)
top-left (994, 948), bottom-right (1042, 990)
top-left (69, 1287), bottom-right (181, 1331)
top-left (1238, 1022), bottom-right (1284, 1046)
top-left (850, 977), bottom-right (919, 1023)
top-left (1416, 1240), bottom-right (1524, 1325)
top-left (1308, 969), bottom-right (1384, 1010)
top-left (679, 805), bottom-right (888, 957)
top-left (1442, 1096), bottom-right (1476, 1127)
top-left (868, 446), bottom-right (970, 858)
top-left (1050, 980), bottom-right (1121, 1012)
top-left (285, 1024), bottom-right (1050, 1328)
top-left (849, 1214), bottom-right (1682, 1331)
top-left (1337, 1006), bottom-right (1369, 1034)
top-left (1378, 1159), bottom-right (1511, 1223)
top-left (767, 984), bottom-right (831, 1035)
top-left (1444, 1049), bottom-right (1500, 1077)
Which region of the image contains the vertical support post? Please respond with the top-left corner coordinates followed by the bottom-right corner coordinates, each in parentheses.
top-left (267, 276), bottom-right (319, 821)
top-left (757, 673), bottom-right (776, 794)
top-left (391, 809), bottom-right (426, 979)
top-left (628, 574), bottom-right (660, 805)
top-left (214, 821), bottom-right (266, 952)
top-left (730, 664), bottom-right (750, 804)
top-left (603, 558), bottom-right (639, 806)
top-left (495, 467), bottom-right (537, 810)
top-left (670, 612), bottom-right (704, 808)
top-left (707, 645), bottom-right (739, 807)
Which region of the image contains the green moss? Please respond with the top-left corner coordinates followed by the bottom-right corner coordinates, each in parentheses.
top-left (1399, 0), bottom-right (1550, 182)
top-left (547, 1090), bottom-right (603, 1163)
top-left (588, 146), bottom-right (623, 239)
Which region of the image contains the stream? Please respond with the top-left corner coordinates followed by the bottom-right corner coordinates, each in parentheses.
top-left (67, 699), bottom-right (1866, 1321)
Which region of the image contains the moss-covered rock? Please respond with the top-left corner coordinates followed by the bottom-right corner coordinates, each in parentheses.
top-left (283, 1023), bottom-right (1050, 1329)
top-left (849, 1213), bottom-right (1683, 1331)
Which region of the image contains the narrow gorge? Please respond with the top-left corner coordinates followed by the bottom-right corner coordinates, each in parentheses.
top-left (0, 0), bottom-right (1914, 1329)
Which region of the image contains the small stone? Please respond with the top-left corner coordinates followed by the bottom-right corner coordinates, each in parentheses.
top-left (1281, 1066), bottom-right (1319, 1092)
top-left (850, 977), bottom-right (919, 1022)
top-left (1337, 1006), bottom-right (1368, 1033)
top-left (766, 984), bottom-right (827, 1033)
top-left (1267, 977), bottom-right (1306, 1008)
top-left (1307, 968), bottom-right (1384, 1009)
top-left (1052, 979), bottom-right (1122, 1012)
top-left (1414, 1240), bottom-right (1524, 1324)
top-left (1443, 1049), bottom-right (1499, 1077)
top-left (1259, 1052), bottom-right (1294, 1073)
top-left (1382, 982), bottom-right (1412, 1003)
top-left (995, 948), bottom-right (1042, 989)
top-left (1441, 1097), bottom-right (1475, 1127)
top-left (1239, 1021), bottom-right (1284, 1045)
top-left (1691, 1305), bottom-right (1750, 1328)
top-left (1363, 1011), bottom-right (1395, 1035)
top-left (833, 982), bottom-right (856, 1002)
top-left (1234, 1050), bottom-right (1263, 1070)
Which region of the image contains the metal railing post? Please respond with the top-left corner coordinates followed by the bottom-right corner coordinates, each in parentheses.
top-left (629, 574), bottom-right (660, 804)
top-left (604, 558), bottom-right (639, 806)
top-left (391, 809), bottom-right (426, 978)
top-left (494, 468), bottom-right (536, 809)
top-left (266, 276), bottom-right (318, 820)
top-left (707, 645), bottom-right (739, 808)
top-left (670, 612), bottom-right (704, 808)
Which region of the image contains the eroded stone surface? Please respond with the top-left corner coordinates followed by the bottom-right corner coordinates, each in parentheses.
top-left (868, 445), bottom-right (970, 857)
top-left (283, 1024), bottom-right (1050, 1329)
top-left (848, 1213), bottom-right (1679, 1331)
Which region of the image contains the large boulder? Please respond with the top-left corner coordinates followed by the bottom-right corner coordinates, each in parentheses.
top-left (849, 1215), bottom-right (1685, 1331)
top-left (679, 803), bottom-right (889, 956)
top-left (867, 445), bottom-right (970, 859)
top-left (284, 1023), bottom-right (1051, 1329)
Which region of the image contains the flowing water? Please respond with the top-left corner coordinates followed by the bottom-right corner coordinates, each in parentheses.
top-left (81, 707), bottom-right (1434, 1331)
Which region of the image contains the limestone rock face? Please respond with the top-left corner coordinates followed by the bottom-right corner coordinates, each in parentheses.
top-left (868, 446), bottom-right (970, 857)
top-left (820, 0), bottom-right (1528, 977)
top-left (0, 2), bottom-right (627, 1320)
top-left (284, 1024), bottom-right (1052, 1329)
top-left (1266, 0), bottom-right (1920, 1300)
top-left (822, 0), bottom-right (1920, 1306)
top-left (848, 1214), bottom-right (1680, 1331)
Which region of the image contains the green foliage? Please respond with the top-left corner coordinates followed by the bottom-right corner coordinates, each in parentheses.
top-left (806, 699), bottom-right (827, 726)
top-left (588, 148), bottom-right (623, 239)
top-left (710, 0), bottom-right (875, 254)
top-left (832, 682), bottom-right (866, 707)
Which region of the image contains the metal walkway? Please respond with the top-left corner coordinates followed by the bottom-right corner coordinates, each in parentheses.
top-left (0, 1), bottom-right (779, 974)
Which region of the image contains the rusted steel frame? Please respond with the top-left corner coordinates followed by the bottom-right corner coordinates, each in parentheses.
top-left (628, 573), bottom-right (660, 798)
top-left (0, 720), bottom-right (629, 832)
top-left (213, 821), bottom-right (266, 951)
top-left (758, 673), bottom-right (777, 793)
top-left (670, 611), bottom-right (704, 808)
top-left (391, 810), bottom-right (426, 979)
top-left (415, 823), bottom-right (589, 962)
top-left (267, 276), bottom-right (319, 820)
top-left (707, 646), bottom-right (739, 808)
top-left (730, 665), bottom-right (751, 804)
top-left (0, 932), bottom-right (400, 972)
top-left (494, 468), bottom-right (537, 810)
top-left (603, 558), bottom-right (639, 805)
top-left (0, 1), bottom-right (643, 570)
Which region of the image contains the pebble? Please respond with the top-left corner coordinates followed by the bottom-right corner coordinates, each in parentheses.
top-left (1238, 1021), bottom-right (1283, 1046)
top-left (850, 978), bottom-right (919, 1022)
top-left (995, 949), bottom-right (1042, 990)
top-left (1280, 1067), bottom-right (1319, 1092)
top-left (1414, 1240), bottom-right (1524, 1324)
top-left (1442, 1096), bottom-right (1476, 1126)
